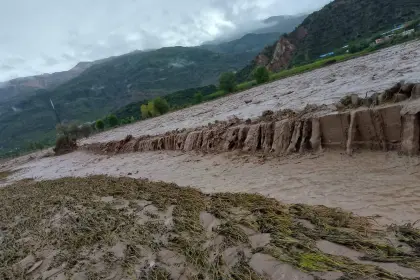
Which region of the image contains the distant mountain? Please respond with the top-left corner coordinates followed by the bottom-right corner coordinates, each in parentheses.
top-left (0, 13), bottom-right (307, 155)
top-left (202, 14), bottom-right (306, 47)
top-left (255, 14), bottom-right (307, 34)
top-left (201, 32), bottom-right (282, 54)
top-left (242, 0), bottom-right (420, 76)
top-left (0, 46), bottom-right (254, 154)
top-left (0, 62), bottom-right (92, 103)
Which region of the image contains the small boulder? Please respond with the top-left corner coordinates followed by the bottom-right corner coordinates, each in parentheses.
top-left (394, 93), bottom-right (408, 103)
top-left (411, 84), bottom-right (420, 100)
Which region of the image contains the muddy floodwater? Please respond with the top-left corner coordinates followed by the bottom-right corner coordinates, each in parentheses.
top-left (82, 40), bottom-right (420, 144)
top-left (2, 41), bottom-right (420, 228)
top-left (4, 150), bottom-right (420, 226)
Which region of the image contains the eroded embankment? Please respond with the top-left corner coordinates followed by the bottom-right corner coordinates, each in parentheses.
top-left (83, 99), bottom-right (420, 158)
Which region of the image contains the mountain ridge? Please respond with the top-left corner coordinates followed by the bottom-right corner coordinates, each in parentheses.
top-left (246, 0), bottom-right (420, 74)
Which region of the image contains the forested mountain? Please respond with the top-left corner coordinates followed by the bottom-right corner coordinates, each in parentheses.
top-left (244, 0), bottom-right (420, 74)
top-left (1, 13), bottom-right (309, 155)
top-left (0, 47), bottom-right (252, 154)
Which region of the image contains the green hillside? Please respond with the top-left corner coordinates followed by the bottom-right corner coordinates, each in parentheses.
top-left (0, 47), bottom-right (253, 156)
top-left (201, 32), bottom-right (281, 54)
top-left (242, 0), bottom-right (420, 75)
top-left (292, 0), bottom-right (420, 64)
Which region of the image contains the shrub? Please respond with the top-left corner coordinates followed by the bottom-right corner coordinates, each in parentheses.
top-left (147, 101), bottom-right (158, 117)
top-left (96, 120), bottom-right (105, 130)
top-left (56, 123), bottom-right (80, 139)
top-left (254, 67), bottom-right (270, 84)
top-left (80, 124), bottom-right (92, 138)
top-left (54, 135), bottom-right (77, 155)
top-left (219, 72), bottom-right (236, 93)
top-left (107, 114), bottom-right (119, 127)
top-left (237, 80), bottom-right (257, 91)
top-left (194, 92), bottom-right (203, 104)
top-left (120, 116), bottom-right (135, 125)
top-left (153, 97), bottom-right (170, 115)
top-left (203, 90), bottom-right (226, 101)
top-left (141, 104), bottom-right (149, 119)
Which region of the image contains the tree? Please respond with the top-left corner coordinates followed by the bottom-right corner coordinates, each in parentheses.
top-left (219, 72), bottom-right (237, 93)
top-left (254, 67), bottom-right (270, 84)
top-left (96, 120), bottom-right (105, 130)
top-left (107, 114), bottom-right (119, 127)
top-left (80, 124), bottom-right (92, 138)
top-left (194, 92), bottom-right (203, 104)
top-left (68, 123), bottom-right (80, 138)
top-left (147, 101), bottom-right (158, 117)
top-left (141, 104), bottom-right (149, 119)
top-left (153, 97), bottom-right (170, 115)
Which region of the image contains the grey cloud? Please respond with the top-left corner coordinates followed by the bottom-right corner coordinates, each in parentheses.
top-left (43, 56), bottom-right (59, 66)
top-left (0, 0), bottom-right (331, 82)
top-left (0, 65), bottom-right (14, 71)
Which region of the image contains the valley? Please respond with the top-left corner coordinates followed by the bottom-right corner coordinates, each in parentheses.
top-left (1, 1), bottom-right (420, 279)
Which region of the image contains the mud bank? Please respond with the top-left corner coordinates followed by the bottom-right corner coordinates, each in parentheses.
top-left (83, 101), bottom-right (420, 157)
top-left (82, 41), bottom-right (420, 145)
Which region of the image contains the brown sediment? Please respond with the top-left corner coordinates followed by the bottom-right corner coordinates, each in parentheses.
top-left (82, 83), bottom-right (420, 158)
top-left (243, 124), bottom-right (261, 153)
top-left (1, 176), bottom-right (419, 279)
top-left (271, 119), bottom-right (294, 156)
top-left (82, 104), bottom-right (420, 158)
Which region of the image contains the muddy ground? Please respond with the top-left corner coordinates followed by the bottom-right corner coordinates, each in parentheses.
top-left (3, 150), bottom-right (420, 226)
top-left (1, 176), bottom-right (420, 280)
top-left (1, 41), bottom-right (420, 279)
top-left (82, 40), bottom-right (420, 144)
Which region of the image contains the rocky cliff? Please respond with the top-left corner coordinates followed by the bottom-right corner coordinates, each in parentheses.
top-left (255, 37), bottom-right (297, 72)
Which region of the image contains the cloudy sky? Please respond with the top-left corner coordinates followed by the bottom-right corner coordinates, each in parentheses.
top-left (0, 0), bottom-right (331, 82)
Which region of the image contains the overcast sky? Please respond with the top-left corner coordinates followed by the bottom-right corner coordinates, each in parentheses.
top-left (0, 0), bottom-right (331, 82)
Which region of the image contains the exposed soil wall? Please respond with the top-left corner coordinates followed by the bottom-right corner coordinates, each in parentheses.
top-left (81, 81), bottom-right (420, 158)
top-left (83, 101), bottom-right (420, 157)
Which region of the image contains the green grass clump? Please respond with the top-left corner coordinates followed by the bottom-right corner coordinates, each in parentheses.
top-left (216, 222), bottom-right (249, 247)
top-left (299, 252), bottom-right (344, 271)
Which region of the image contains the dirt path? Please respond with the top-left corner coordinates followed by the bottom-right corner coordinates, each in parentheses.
top-left (4, 150), bottom-right (420, 225)
top-left (82, 40), bottom-right (420, 144)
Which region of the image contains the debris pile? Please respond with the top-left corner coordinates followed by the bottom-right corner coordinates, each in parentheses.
top-left (1, 176), bottom-right (419, 279)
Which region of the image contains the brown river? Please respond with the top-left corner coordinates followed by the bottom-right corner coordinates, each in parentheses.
top-left (3, 149), bottom-right (420, 226)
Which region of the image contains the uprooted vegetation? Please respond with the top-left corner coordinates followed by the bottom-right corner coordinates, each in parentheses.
top-left (0, 170), bottom-right (13, 181)
top-left (1, 176), bottom-right (419, 279)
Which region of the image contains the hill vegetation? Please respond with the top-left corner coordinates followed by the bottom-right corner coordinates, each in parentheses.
top-left (3, 1), bottom-right (420, 158)
top-left (292, 0), bottom-right (420, 65)
top-left (246, 0), bottom-right (420, 74)
top-left (0, 48), bottom-right (252, 156)
top-left (201, 32), bottom-right (282, 54)
top-left (0, 14), bottom-right (309, 157)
